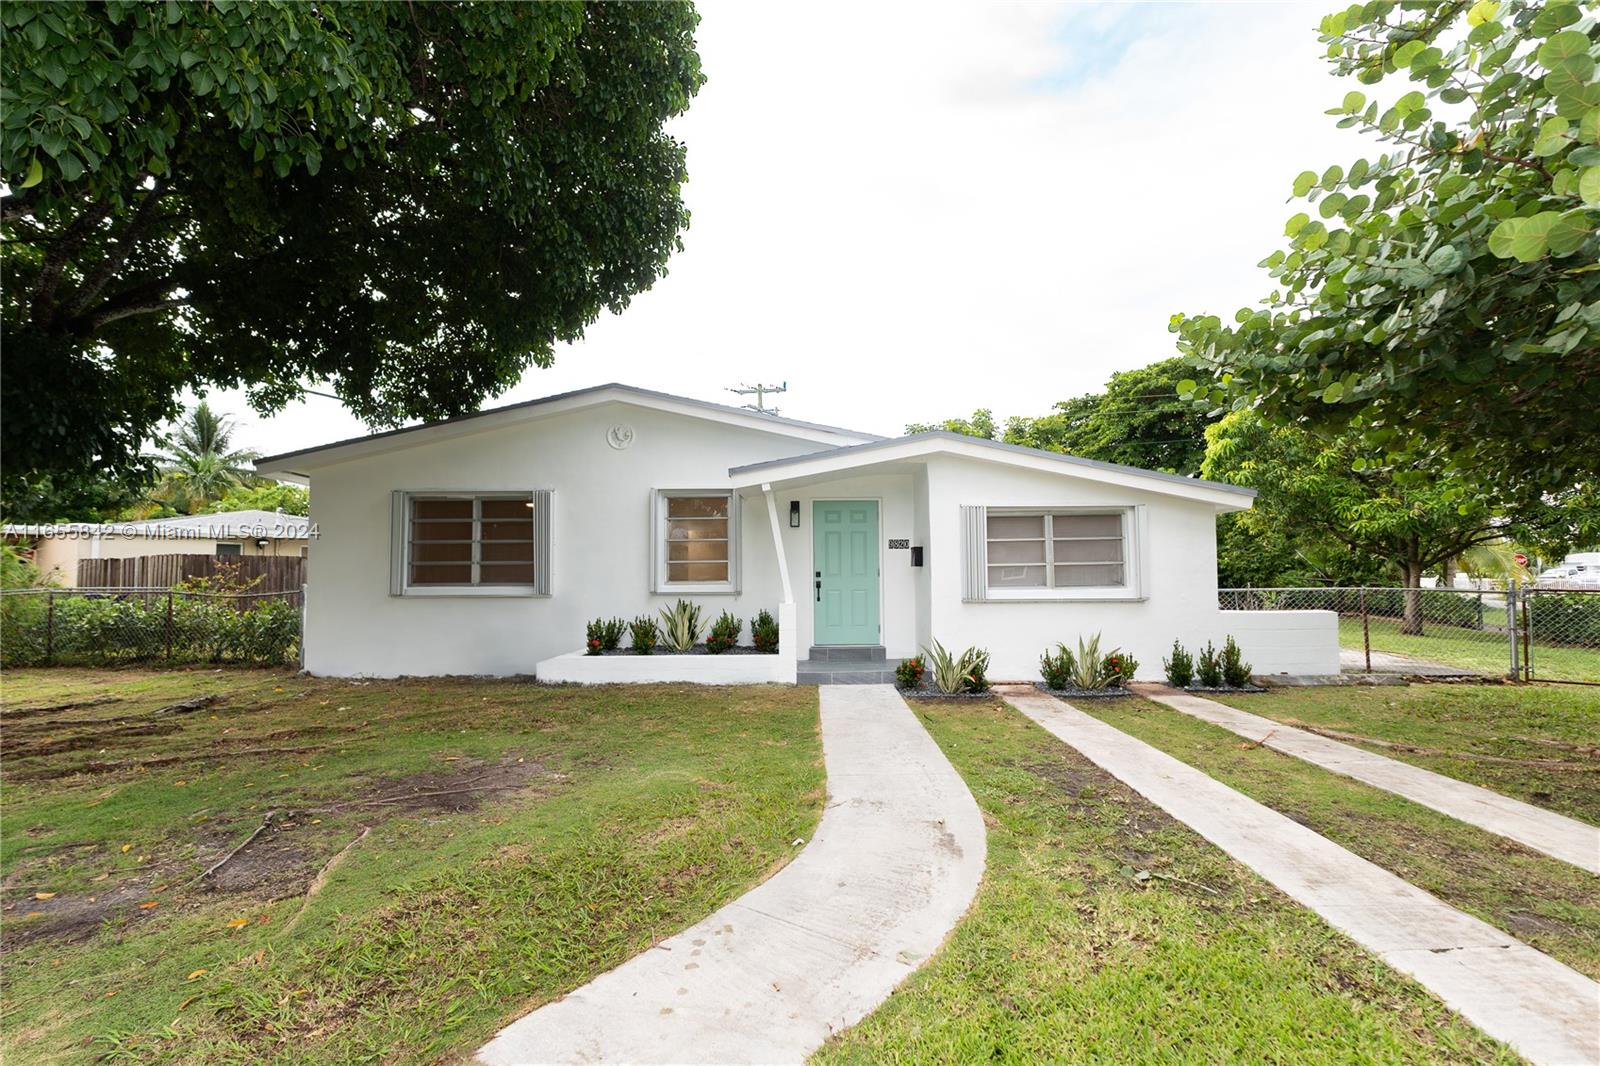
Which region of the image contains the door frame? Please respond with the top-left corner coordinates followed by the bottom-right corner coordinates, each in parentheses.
top-left (809, 497), bottom-right (884, 646)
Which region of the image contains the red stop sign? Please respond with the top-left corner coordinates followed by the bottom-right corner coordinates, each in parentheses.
top-left (1514, 553), bottom-right (1528, 567)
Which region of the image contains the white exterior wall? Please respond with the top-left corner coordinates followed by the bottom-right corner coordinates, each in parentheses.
top-left (920, 454), bottom-right (1325, 681)
top-left (302, 401), bottom-right (827, 677)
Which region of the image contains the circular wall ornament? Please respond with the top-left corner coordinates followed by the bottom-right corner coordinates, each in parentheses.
top-left (606, 424), bottom-right (635, 450)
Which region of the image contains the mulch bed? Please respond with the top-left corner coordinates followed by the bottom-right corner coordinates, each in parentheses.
top-left (594, 645), bottom-right (774, 656)
top-left (1032, 683), bottom-right (1134, 699)
top-left (1179, 684), bottom-right (1268, 694)
top-left (898, 683), bottom-right (1000, 702)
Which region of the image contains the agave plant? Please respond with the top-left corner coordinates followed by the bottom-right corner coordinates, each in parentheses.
top-left (924, 639), bottom-right (991, 694)
top-left (1068, 632), bottom-right (1110, 690)
top-left (658, 598), bottom-right (703, 652)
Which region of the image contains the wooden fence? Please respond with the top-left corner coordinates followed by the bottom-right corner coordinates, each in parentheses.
top-left (77, 554), bottom-right (305, 593)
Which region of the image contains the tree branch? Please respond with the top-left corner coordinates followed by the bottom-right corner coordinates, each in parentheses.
top-left (63, 179), bottom-right (168, 320)
top-left (29, 198), bottom-right (115, 328)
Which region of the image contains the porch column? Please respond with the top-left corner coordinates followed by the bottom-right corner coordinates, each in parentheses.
top-left (762, 484), bottom-right (799, 680)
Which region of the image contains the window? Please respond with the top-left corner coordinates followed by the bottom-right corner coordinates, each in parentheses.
top-left (408, 495), bottom-right (535, 587)
top-left (654, 491), bottom-right (738, 592)
top-left (389, 491), bottom-right (550, 596)
top-left (985, 511), bottom-right (1126, 590)
top-left (215, 542), bottom-right (243, 557)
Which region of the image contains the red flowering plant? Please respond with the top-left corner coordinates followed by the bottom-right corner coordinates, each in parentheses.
top-left (1099, 650), bottom-right (1139, 688)
top-left (895, 655), bottom-right (926, 690)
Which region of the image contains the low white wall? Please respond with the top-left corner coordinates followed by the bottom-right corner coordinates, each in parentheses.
top-left (536, 650), bottom-right (795, 685)
top-left (1217, 609), bottom-right (1340, 676)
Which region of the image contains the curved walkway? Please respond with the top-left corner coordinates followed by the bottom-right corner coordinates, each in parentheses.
top-left (1003, 686), bottom-right (1599, 1066)
top-left (477, 685), bottom-right (985, 1065)
top-left (1141, 687), bottom-right (1600, 874)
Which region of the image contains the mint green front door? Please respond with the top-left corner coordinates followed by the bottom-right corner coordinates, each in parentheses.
top-left (813, 500), bottom-right (880, 645)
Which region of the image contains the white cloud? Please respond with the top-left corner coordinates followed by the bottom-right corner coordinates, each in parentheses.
top-left (210, 0), bottom-right (1377, 459)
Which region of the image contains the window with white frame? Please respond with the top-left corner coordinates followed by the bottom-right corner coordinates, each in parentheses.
top-left (986, 511), bottom-right (1126, 590)
top-left (654, 490), bottom-right (737, 591)
top-left (407, 494), bottom-right (536, 588)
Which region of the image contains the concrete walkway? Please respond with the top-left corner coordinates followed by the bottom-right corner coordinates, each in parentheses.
top-left (1001, 686), bottom-right (1600, 1066)
top-left (477, 685), bottom-right (985, 1065)
top-left (1140, 688), bottom-right (1600, 875)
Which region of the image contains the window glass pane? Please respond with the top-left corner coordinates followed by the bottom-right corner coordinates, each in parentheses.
top-left (480, 540), bottom-right (533, 562)
top-left (479, 562), bottom-right (535, 585)
top-left (988, 564), bottom-right (1047, 588)
top-left (987, 514), bottom-right (1045, 539)
top-left (1053, 538), bottom-right (1122, 563)
top-left (412, 499), bottom-right (471, 520)
top-left (668, 561), bottom-right (729, 583)
top-left (988, 539), bottom-right (1045, 564)
top-left (411, 563), bottom-right (472, 584)
top-left (668, 540), bottom-right (729, 563)
top-left (481, 518), bottom-right (534, 541)
top-left (215, 543), bottom-right (243, 557)
top-left (412, 519), bottom-right (474, 540)
top-left (1055, 563), bottom-right (1125, 587)
top-left (666, 517), bottom-right (727, 541)
top-left (1053, 513), bottom-right (1122, 538)
top-left (480, 498), bottom-right (532, 519)
top-left (667, 496), bottom-right (729, 519)
top-left (412, 541), bottom-right (472, 563)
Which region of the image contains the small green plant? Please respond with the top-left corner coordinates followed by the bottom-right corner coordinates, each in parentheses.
top-left (1196, 640), bottom-right (1223, 688)
top-left (895, 655), bottom-right (926, 689)
top-left (1221, 635), bottom-right (1253, 688)
top-left (584, 618), bottom-right (605, 655)
top-left (599, 617), bottom-right (625, 651)
top-left (750, 609), bottom-right (780, 654)
top-left (658, 598), bottom-right (703, 652)
top-left (1101, 650), bottom-right (1138, 687)
top-left (628, 615), bottom-right (659, 655)
top-left (705, 610), bottom-right (742, 654)
top-left (1068, 633), bottom-right (1110, 690)
top-left (1163, 640), bottom-right (1194, 687)
top-left (1039, 644), bottom-right (1076, 689)
top-left (924, 640), bottom-right (991, 694)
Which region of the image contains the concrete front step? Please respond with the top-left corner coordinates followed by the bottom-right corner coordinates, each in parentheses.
top-left (806, 645), bottom-right (887, 662)
top-left (798, 659), bottom-right (900, 685)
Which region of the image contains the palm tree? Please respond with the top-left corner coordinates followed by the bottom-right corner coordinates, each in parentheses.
top-left (147, 402), bottom-right (262, 514)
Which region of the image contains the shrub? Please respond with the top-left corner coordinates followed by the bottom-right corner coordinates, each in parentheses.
top-left (658, 599), bottom-right (703, 652)
top-left (1196, 641), bottom-right (1223, 688)
top-left (924, 640), bottom-right (990, 694)
top-left (598, 617), bottom-right (625, 651)
top-left (1528, 592), bottom-right (1600, 647)
top-left (895, 655), bottom-right (926, 689)
top-left (705, 611), bottom-right (742, 654)
top-left (1162, 641), bottom-right (1194, 687)
top-left (750, 609), bottom-right (780, 654)
top-left (585, 619), bottom-right (606, 655)
top-left (1039, 644), bottom-right (1075, 689)
top-left (1101, 650), bottom-right (1138, 687)
top-left (1221, 636), bottom-right (1252, 687)
top-left (628, 616), bottom-right (659, 655)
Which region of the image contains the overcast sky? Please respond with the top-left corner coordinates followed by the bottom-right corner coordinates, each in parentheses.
top-left (211, 1), bottom-right (1375, 460)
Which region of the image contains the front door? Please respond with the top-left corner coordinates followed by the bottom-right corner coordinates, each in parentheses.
top-left (813, 500), bottom-right (880, 645)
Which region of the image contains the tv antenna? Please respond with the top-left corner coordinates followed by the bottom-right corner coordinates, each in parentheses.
top-left (727, 381), bottom-right (787, 414)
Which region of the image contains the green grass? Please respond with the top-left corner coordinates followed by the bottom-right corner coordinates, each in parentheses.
top-left (1068, 694), bottom-right (1600, 982)
top-left (815, 699), bottom-right (1514, 1064)
top-left (1, 669), bottom-right (822, 1063)
top-left (1338, 616), bottom-right (1600, 681)
top-left (1207, 684), bottom-right (1600, 822)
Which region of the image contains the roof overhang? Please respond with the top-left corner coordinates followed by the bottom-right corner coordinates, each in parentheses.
top-left (254, 383), bottom-right (881, 480)
top-left (730, 432), bottom-right (1255, 510)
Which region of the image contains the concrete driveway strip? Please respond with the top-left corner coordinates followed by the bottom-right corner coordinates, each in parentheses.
top-left (1142, 688), bottom-right (1600, 875)
top-left (1002, 687), bottom-right (1600, 1066)
top-left (476, 685), bottom-right (985, 1065)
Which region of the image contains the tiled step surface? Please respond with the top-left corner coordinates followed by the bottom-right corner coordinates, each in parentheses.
top-left (806, 645), bottom-right (887, 662)
top-left (798, 659), bottom-right (900, 685)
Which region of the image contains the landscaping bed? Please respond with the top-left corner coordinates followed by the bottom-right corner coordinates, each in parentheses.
top-left (816, 700), bottom-right (1516, 1063)
top-left (1031, 682), bottom-right (1133, 698)
top-left (0, 668), bottom-right (822, 1062)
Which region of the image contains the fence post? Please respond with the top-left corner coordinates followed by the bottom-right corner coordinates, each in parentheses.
top-left (1507, 580), bottom-right (1520, 680)
top-left (1359, 586), bottom-right (1371, 672)
top-left (165, 589), bottom-right (174, 663)
top-left (45, 591), bottom-right (55, 665)
top-left (1521, 588), bottom-right (1533, 681)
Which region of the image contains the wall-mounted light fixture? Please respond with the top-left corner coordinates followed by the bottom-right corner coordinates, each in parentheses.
top-left (255, 538), bottom-right (270, 550)
top-left (789, 500), bottom-right (801, 528)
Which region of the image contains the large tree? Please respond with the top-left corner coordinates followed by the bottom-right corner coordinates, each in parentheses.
top-left (148, 401), bottom-right (261, 514)
top-left (1, 2), bottom-right (702, 498)
top-left (1173, 0), bottom-right (1599, 499)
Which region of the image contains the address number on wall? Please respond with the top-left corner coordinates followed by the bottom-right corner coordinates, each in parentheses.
top-left (887, 538), bottom-right (910, 549)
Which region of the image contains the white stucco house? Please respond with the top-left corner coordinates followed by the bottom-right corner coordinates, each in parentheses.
top-left (254, 383), bottom-right (1336, 683)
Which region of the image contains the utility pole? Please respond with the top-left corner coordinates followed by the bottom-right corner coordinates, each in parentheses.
top-left (727, 381), bottom-right (787, 414)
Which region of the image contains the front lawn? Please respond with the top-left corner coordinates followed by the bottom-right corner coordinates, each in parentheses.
top-left (1210, 683), bottom-right (1600, 822)
top-left (816, 699), bottom-right (1513, 1064)
top-left (1072, 692), bottom-right (1600, 981)
top-left (0, 669), bottom-right (822, 1063)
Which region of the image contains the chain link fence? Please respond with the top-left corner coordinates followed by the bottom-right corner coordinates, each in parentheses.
top-left (0, 587), bottom-right (302, 668)
top-left (1220, 585), bottom-right (1600, 684)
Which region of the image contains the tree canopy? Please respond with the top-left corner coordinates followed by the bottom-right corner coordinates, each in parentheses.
top-left (1, 1), bottom-right (703, 499)
top-left (1173, 0), bottom-right (1599, 499)
top-left (148, 401), bottom-right (261, 514)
